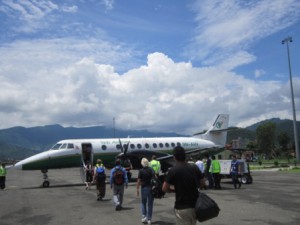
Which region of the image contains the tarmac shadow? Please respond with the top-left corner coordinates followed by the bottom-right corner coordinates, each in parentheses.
top-left (22, 183), bottom-right (84, 189)
top-left (151, 221), bottom-right (175, 225)
top-left (119, 206), bottom-right (134, 211)
top-left (97, 198), bottom-right (111, 202)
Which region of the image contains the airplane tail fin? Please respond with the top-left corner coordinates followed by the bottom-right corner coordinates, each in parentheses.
top-left (193, 114), bottom-right (230, 147)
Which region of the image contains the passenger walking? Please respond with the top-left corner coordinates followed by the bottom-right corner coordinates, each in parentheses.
top-left (93, 159), bottom-right (106, 200)
top-left (230, 155), bottom-right (242, 189)
top-left (162, 146), bottom-right (203, 225)
top-left (0, 163), bottom-right (7, 190)
top-left (84, 161), bottom-right (93, 190)
top-left (110, 159), bottom-right (128, 211)
top-left (150, 155), bottom-right (160, 177)
top-left (195, 158), bottom-right (204, 173)
top-left (137, 158), bottom-right (155, 225)
top-left (210, 155), bottom-right (221, 189)
top-left (195, 158), bottom-right (207, 190)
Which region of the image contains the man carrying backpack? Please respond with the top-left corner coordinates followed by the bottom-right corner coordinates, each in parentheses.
top-left (110, 159), bottom-right (128, 211)
top-left (93, 159), bottom-right (106, 201)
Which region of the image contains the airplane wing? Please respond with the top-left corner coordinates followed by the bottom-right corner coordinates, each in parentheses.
top-left (117, 146), bottom-right (225, 173)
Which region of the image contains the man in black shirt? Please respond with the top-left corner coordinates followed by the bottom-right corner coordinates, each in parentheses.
top-left (162, 146), bottom-right (203, 225)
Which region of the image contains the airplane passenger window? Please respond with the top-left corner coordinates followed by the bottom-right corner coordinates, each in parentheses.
top-left (137, 144), bottom-right (142, 149)
top-left (165, 143), bottom-right (170, 148)
top-left (67, 144), bottom-right (74, 149)
top-left (102, 145), bottom-right (107, 151)
top-left (159, 143), bottom-right (163, 148)
top-left (130, 144), bottom-right (135, 149)
top-left (145, 143), bottom-right (150, 149)
top-left (153, 143), bottom-right (157, 148)
top-left (177, 142), bottom-right (181, 146)
top-left (51, 143), bottom-right (62, 150)
top-left (171, 143), bottom-right (175, 147)
top-left (116, 144), bottom-right (121, 150)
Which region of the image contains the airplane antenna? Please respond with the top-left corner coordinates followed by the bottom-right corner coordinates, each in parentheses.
top-left (113, 117), bottom-right (116, 138)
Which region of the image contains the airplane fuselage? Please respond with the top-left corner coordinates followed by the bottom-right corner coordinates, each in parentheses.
top-left (15, 136), bottom-right (216, 171)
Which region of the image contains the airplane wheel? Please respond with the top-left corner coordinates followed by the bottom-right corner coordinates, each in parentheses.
top-left (246, 175), bottom-right (253, 184)
top-left (241, 175), bottom-right (248, 184)
top-left (42, 180), bottom-right (50, 188)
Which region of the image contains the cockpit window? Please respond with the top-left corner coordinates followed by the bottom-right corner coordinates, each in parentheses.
top-left (61, 143), bottom-right (67, 149)
top-left (51, 143), bottom-right (74, 150)
top-left (51, 143), bottom-right (62, 150)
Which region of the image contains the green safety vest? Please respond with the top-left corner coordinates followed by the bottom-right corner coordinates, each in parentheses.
top-left (0, 166), bottom-right (6, 176)
top-left (210, 160), bottom-right (221, 173)
top-left (150, 160), bottom-right (160, 174)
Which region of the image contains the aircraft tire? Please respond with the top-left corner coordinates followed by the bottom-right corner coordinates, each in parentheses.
top-left (246, 175), bottom-right (253, 184)
top-left (42, 180), bottom-right (50, 188)
top-left (241, 175), bottom-right (248, 184)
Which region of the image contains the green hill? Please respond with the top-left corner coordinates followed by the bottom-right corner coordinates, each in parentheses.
top-left (0, 118), bottom-right (299, 160)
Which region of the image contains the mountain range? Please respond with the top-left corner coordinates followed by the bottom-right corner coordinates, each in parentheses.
top-left (0, 118), bottom-right (299, 160)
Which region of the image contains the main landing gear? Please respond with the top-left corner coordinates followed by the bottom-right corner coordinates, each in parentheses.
top-left (41, 169), bottom-right (50, 188)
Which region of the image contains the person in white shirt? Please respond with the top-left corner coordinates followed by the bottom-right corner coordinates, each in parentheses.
top-left (195, 158), bottom-right (207, 190)
top-left (195, 159), bottom-right (204, 173)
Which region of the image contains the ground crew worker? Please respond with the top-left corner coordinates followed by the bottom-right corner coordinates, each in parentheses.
top-left (0, 163), bottom-right (7, 190)
top-left (150, 155), bottom-right (161, 177)
top-left (205, 154), bottom-right (214, 189)
top-left (210, 155), bottom-right (221, 189)
top-left (230, 155), bottom-right (242, 189)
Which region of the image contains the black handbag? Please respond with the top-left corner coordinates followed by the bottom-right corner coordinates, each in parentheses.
top-left (195, 191), bottom-right (220, 222)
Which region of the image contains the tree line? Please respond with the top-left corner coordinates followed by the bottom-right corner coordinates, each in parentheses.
top-left (246, 121), bottom-right (297, 161)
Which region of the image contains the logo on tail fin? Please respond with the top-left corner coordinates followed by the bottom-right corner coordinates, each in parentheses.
top-left (216, 121), bottom-right (223, 129)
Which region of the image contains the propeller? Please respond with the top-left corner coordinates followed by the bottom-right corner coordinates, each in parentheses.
top-left (117, 139), bottom-right (130, 158)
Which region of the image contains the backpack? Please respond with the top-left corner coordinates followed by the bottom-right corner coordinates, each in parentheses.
top-left (96, 166), bottom-right (106, 182)
top-left (113, 167), bottom-right (125, 185)
top-left (151, 176), bottom-right (165, 199)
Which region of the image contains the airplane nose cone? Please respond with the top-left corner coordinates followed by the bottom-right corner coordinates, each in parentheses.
top-left (14, 161), bottom-right (23, 170)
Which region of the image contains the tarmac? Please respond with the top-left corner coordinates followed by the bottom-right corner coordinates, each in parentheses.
top-left (0, 168), bottom-right (299, 225)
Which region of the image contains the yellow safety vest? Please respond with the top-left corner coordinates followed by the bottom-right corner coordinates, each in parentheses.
top-left (210, 160), bottom-right (221, 173)
top-left (0, 166), bottom-right (6, 176)
top-left (95, 163), bottom-right (103, 168)
top-left (150, 160), bottom-right (160, 174)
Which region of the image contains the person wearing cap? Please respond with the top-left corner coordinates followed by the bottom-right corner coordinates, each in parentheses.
top-left (93, 159), bottom-right (106, 200)
top-left (136, 158), bottom-right (155, 225)
top-left (95, 158), bottom-right (103, 168)
top-left (0, 163), bottom-right (7, 190)
top-left (110, 159), bottom-right (128, 211)
top-left (162, 146), bottom-right (203, 225)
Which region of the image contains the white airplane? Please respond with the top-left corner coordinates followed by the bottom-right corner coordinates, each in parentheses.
top-left (14, 114), bottom-right (229, 187)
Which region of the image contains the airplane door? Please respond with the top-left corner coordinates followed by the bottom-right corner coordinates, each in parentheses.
top-left (80, 143), bottom-right (93, 183)
top-left (81, 143), bottom-right (93, 165)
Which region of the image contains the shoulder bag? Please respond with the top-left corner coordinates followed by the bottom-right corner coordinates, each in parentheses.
top-left (195, 191), bottom-right (220, 222)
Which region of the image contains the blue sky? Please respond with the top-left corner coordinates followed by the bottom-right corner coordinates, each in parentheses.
top-left (0, 0), bottom-right (300, 134)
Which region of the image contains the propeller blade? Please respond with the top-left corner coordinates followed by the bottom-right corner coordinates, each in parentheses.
top-left (119, 139), bottom-right (124, 153)
top-left (124, 141), bottom-right (130, 155)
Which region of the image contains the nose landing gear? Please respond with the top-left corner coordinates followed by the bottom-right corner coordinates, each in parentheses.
top-left (41, 169), bottom-right (50, 188)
